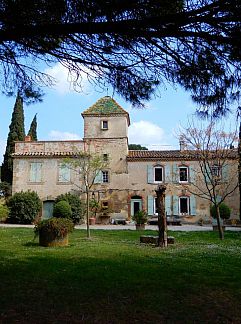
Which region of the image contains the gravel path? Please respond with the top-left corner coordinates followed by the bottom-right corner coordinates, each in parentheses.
top-left (1, 223), bottom-right (241, 231)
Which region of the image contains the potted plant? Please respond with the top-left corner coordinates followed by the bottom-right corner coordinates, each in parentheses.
top-left (34, 217), bottom-right (74, 247)
top-left (132, 210), bottom-right (148, 230)
top-left (210, 203), bottom-right (231, 231)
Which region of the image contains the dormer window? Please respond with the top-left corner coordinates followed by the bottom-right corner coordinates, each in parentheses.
top-left (101, 120), bottom-right (108, 130)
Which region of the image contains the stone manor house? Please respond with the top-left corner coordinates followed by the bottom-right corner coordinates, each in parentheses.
top-left (12, 96), bottom-right (239, 223)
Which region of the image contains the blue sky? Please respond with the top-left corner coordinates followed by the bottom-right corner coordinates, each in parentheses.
top-left (0, 62), bottom-right (238, 163)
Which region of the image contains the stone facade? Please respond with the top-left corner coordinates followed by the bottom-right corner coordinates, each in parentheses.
top-left (12, 96), bottom-right (239, 223)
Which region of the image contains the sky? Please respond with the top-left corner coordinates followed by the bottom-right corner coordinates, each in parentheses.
top-left (0, 62), bottom-right (238, 163)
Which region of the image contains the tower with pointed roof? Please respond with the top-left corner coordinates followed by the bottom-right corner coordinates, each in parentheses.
top-left (81, 96), bottom-right (130, 140)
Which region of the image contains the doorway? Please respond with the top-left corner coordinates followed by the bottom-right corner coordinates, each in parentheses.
top-left (130, 196), bottom-right (142, 216)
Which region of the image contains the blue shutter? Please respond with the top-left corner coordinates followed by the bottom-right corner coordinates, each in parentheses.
top-left (222, 164), bottom-right (228, 182)
top-left (190, 195), bottom-right (196, 215)
top-left (165, 195), bottom-right (171, 216)
top-left (30, 163), bottom-right (42, 182)
top-left (165, 164), bottom-right (171, 183)
top-left (217, 195), bottom-right (222, 203)
top-left (94, 170), bottom-right (102, 183)
top-left (189, 166), bottom-right (195, 183)
top-left (147, 165), bottom-right (153, 183)
top-left (172, 164), bottom-right (178, 183)
top-left (204, 165), bottom-right (211, 184)
top-left (147, 195), bottom-right (154, 216)
top-left (173, 195), bottom-right (179, 216)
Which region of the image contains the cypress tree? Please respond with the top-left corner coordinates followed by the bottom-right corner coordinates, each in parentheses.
top-left (1, 93), bottom-right (25, 184)
top-left (27, 114), bottom-right (37, 141)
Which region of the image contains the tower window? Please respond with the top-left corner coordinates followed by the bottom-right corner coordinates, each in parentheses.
top-left (101, 120), bottom-right (108, 130)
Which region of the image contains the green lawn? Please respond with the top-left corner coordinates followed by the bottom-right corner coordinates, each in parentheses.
top-left (1, 228), bottom-right (241, 323)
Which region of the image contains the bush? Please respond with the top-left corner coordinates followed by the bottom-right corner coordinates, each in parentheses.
top-left (132, 210), bottom-right (148, 224)
top-left (7, 191), bottom-right (41, 224)
top-left (53, 200), bottom-right (72, 219)
top-left (0, 204), bottom-right (9, 222)
top-left (210, 203), bottom-right (231, 220)
top-left (55, 193), bottom-right (84, 224)
top-left (34, 217), bottom-right (74, 238)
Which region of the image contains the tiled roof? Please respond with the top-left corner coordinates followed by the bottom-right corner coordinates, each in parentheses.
top-left (82, 96), bottom-right (130, 124)
top-left (12, 151), bottom-right (77, 157)
top-left (127, 149), bottom-right (238, 161)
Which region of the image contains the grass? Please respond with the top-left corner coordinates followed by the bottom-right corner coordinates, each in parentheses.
top-left (1, 229), bottom-right (241, 323)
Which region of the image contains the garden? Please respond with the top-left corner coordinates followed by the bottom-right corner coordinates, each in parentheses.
top-left (1, 228), bottom-right (241, 323)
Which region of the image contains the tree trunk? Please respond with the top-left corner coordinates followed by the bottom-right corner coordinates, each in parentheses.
top-left (216, 205), bottom-right (224, 240)
top-left (239, 121), bottom-right (241, 220)
top-left (155, 185), bottom-right (167, 247)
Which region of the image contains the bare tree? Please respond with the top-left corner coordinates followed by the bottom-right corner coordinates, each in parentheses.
top-left (65, 151), bottom-right (109, 238)
top-left (179, 120), bottom-right (238, 239)
top-left (0, 0), bottom-right (240, 113)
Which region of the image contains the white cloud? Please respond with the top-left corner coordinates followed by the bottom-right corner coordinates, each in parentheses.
top-left (128, 120), bottom-right (173, 150)
top-left (49, 130), bottom-right (82, 140)
top-left (45, 63), bottom-right (92, 95)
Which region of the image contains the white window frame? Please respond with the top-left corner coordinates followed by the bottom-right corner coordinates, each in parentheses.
top-left (102, 170), bottom-right (109, 183)
top-left (153, 166), bottom-right (163, 183)
top-left (101, 120), bottom-right (108, 130)
top-left (58, 163), bottom-right (71, 183)
top-left (210, 164), bottom-right (221, 178)
top-left (179, 166), bottom-right (189, 183)
top-left (154, 197), bottom-right (158, 215)
top-left (179, 196), bottom-right (189, 215)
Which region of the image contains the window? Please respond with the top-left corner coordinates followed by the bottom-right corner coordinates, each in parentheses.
top-left (58, 164), bottom-right (71, 183)
top-left (154, 166), bottom-right (163, 182)
top-left (103, 153), bottom-right (108, 161)
top-left (211, 164), bottom-right (221, 178)
top-left (29, 162), bottom-right (42, 182)
top-left (102, 201), bottom-right (109, 209)
top-left (179, 197), bottom-right (189, 215)
top-left (102, 171), bottom-right (109, 183)
top-left (179, 166), bottom-right (188, 182)
top-left (154, 197), bottom-right (158, 215)
top-left (101, 120), bottom-right (108, 130)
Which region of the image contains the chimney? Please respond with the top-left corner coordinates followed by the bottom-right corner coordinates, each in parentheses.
top-left (25, 135), bottom-right (32, 142)
top-left (179, 139), bottom-right (186, 151)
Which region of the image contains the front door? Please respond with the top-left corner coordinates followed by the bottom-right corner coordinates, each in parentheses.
top-left (131, 198), bottom-right (142, 216)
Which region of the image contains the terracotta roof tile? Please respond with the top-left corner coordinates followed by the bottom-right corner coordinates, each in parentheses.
top-left (127, 149), bottom-right (238, 161)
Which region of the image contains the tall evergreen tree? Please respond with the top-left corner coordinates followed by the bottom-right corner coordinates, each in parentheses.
top-left (27, 114), bottom-right (37, 141)
top-left (1, 93), bottom-right (25, 184)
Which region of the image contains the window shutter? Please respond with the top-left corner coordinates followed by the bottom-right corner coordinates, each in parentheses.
top-left (172, 164), bottom-right (178, 183)
top-left (222, 164), bottom-right (228, 182)
top-left (165, 195), bottom-right (171, 216)
top-left (217, 195), bottom-right (222, 203)
top-left (189, 166), bottom-right (195, 183)
top-left (94, 170), bottom-right (102, 183)
top-left (147, 165), bottom-right (153, 183)
top-left (165, 164), bottom-right (171, 183)
top-left (173, 195), bottom-right (179, 216)
top-left (147, 195), bottom-right (154, 215)
top-left (204, 165), bottom-right (211, 184)
top-left (35, 163), bottom-right (42, 182)
top-left (59, 164), bottom-right (70, 182)
top-left (190, 195), bottom-right (196, 215)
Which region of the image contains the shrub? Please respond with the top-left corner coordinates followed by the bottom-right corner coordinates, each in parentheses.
top-left (132, 210), bottom-right (148, 224)
top-left (55, 193), bottom-right (84, 224)
top-left (53, 200), bottom-right (72, 219)
top-left (7, 191), bottom-right (41, 224)
top-left (210, 203), bottom-right (231, 220)
top-left (0, 204), bottom-right (9, 222)
top-left (34, 217), bottom-right (74, 238)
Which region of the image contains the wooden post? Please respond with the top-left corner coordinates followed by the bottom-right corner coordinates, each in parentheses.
top-left (155, 185), bottom-right (167, 247)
